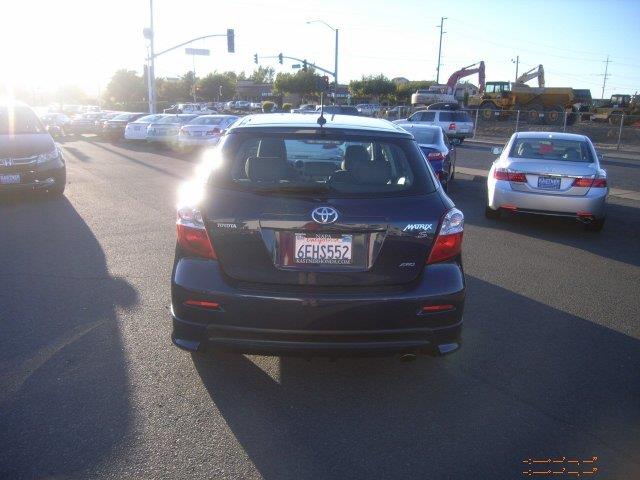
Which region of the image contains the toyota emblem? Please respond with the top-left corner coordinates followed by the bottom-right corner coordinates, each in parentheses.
top-left (311, 206), bottom-right (339, 224)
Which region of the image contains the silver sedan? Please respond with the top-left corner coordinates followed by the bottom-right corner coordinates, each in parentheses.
top-left (486, 132), bottom-right (608, 231)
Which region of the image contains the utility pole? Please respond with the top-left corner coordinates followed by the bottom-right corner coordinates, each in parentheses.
top-left (601, 55), bottom-right (611, 99)
top-left (147, 0), bottom-right (156, 113)
top-left (435, 17), bottom-right (447, 84)
top-left (512, 56), bottom-right (519, 82)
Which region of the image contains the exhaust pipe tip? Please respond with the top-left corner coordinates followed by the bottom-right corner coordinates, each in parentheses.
top-left (437, 342), bottom-right (460, 355)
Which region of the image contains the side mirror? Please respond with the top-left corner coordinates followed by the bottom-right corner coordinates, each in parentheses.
top-left (491, 146), bottom-right (503, 155)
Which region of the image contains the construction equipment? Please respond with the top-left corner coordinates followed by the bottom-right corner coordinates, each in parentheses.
top-left (411, 62), bottom-right (485, 106)
top-left (516, 65), bottom-right (545, 87)
top-left (467, 63), bottom-right (576, 125)
top-left (590, 93), bottom-right (640, 125)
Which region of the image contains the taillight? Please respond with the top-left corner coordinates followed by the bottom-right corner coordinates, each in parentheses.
top-left (176, 206), bottom-right (217, 259)
top-left (427, 208), bottom-right (464, 264)
top-left (573, 177), bottom-right (607, 188)
top-left (494, 168), bottom-right (526, 182)
top-left (448, 122), bottom-right (456, 131)
top-left (427, 152), bottom-right (444, 161)
top-left (180, 127), bottom-right (187, 134)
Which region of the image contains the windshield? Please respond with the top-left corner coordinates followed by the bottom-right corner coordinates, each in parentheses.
top-left (188, 116), bottom-right (224, 126)
top-left (0, 106), bottom-right (46, 134)
top-left (210, 132), bottom-right (435, 198)
top-left (509, 138), bottom-right (594, 162)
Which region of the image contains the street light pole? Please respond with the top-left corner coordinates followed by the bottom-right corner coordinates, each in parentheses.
top-left (306, 20), bottom-right (339, 102)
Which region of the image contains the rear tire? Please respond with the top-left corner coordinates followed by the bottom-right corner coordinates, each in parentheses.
top-left (479, 102), bottom-right (498, 121)
top-left (544, 105), bottom-right (564, 125)
top-left (585, 217), bottom-right (605, 232)
top-left (485, 206), bottom-right (501, 219)
top-left (525, 103), bottom-right (544, 124)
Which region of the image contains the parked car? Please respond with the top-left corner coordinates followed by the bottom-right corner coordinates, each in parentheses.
top-left (171, 113), bottom-right (465, 358)
top-left (146, 114), bottom-right (199, 147)
top-left (103, 112), bottom-right (147, 141)
top-left (234, 101), bottom-right (252, 110)
top-left (485, 132), bottom-right (608, 231)
top-left (384, 105), bottom-right (411, 120)
top-left (0, 102), bottom-right (66, 196)
top-left (356, 104), bottom-right (382, 116)
top-left (250, 102), bottom-right (263, 111)
top-left (67, 112), bottom-right (105, 135)
top-left (40, 113), bottom-right (71, 138)
top-left (177, 115), bottom-right (239, 149)
top-left (400, 124), bottom-right (456, 191)
top-left (394, 110), bottom-right (475, 142)
top-left (124, 114), bottom-right (167, 141)
top-left (291, 104), bottom-right (318, 114)
top-left (95, 112), bottom-right (123, 136)
top-left (317, 105), bottom-right (360, 116)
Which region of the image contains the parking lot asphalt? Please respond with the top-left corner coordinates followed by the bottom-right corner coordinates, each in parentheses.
top-left (1, 136), bottom-right (639, 480)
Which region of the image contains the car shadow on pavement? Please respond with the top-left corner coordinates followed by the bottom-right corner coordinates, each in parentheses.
top-left (450, 179), bottom-right (640, 267)
top-left (192, 276), bottom-right (640, 480)
top-left (0, 195), bottom-right (138, 479)
top-left (62, 145), bottom-right (92, 162)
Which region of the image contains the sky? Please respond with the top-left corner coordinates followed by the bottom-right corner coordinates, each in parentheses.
top-left (1, 0), bottom-right (638, 99)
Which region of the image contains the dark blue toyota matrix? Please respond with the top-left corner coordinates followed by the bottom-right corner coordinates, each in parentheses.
top-left (171, 113), bottom-right (465, 358)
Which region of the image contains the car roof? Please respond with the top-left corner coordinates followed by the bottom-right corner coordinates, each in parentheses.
top-left (229, 113), bottom-right (412, 136)
top-left (514, 131), bottom-right (589, 142)
top-left (193, 114), bottom-right (237, 118)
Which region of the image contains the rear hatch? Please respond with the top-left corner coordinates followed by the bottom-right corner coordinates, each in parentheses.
top-left (201, 129), bottom-right (445, 287)
top-left (438, 111), bottom-right (474, 134)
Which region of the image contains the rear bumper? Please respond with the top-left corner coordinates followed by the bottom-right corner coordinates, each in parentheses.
top-left (171, 258), bottom-right (465, 357)
top-left (488, 179), bottom-right (607, 218)
top-left (446, 131), bottom-right (473, 139)
top-left (147, 134), bottom-right (178, 144)
top-left (178, 136), bottom-right (221, 147)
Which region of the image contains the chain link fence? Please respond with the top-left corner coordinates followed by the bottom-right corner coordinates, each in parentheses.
top-left (469, 109), bottom-right (640, 151)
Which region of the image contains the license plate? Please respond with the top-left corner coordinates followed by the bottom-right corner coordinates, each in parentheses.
top-left (537, 176), bottom-right (561, 190)
top-left (294, 233), bottom-right (352, 264)
top-left (0, 174), bottom-right (20, 184)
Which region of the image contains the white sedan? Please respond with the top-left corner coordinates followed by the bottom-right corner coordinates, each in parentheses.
top-left (124, 114), bottom-right (167, 140)
top-left (486, 132), bottom-right (608, 231)
top-left (177, 115), bottom-right (239, 148)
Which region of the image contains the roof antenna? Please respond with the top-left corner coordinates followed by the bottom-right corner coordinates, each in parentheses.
top-left (317, 91), bottom-right (326, 128)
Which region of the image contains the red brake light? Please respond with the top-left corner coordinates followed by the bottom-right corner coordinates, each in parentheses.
top-left (572, 177), bottom-right (607, 188)
top-left (494, 168), bottom-right (526, 182)
top-left (448, 122), bottom-right (456, 131)
top-left (427, 208), bottom-right (464, 264)
top-left (427, 152), bottom-right (444, 161)
top-left (592, 178), bottom-right (607, 187)
top-left (422, 304), bottom-right (455, 313)
top-left (176, 207), bottom-right (217, 259)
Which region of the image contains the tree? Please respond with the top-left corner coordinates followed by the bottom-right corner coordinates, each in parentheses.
top-left (197, 72), bottom-right (237, 101)
top-left (274, 69), bottom-right (322, 101)
top-left (249, 66), bottom-right (275, 84)
top-left (348, 74), bottom-right (396, 103)
top-left (104, 69), bottom-right (146, 104)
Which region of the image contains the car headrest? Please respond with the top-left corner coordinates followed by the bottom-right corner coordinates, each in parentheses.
top-left (563, 147), bottom-right (580, 161)
top-left (352, 159), bottom-right (391, 185)
top-left (245, 157), bottom-right (288, 182)
top-left (257, 138), bottom-right (286, 159)
top-left (342, 145), bottom-right (370, 170)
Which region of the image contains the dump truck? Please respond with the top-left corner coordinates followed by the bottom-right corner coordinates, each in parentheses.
top-left (467, 64), bottom-right (578, 125)
top-left (590, 93), bottom-right (640, 125)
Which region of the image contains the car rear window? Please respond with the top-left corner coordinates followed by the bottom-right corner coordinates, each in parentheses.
top-left (188, 117), bottom-right (224, 126)
top-left (0, 106), bottom-right (45, 134)
top-left (439, 111), bottom-right (472, 122)
top-left (407, 128), bottom-right (440, 144)
top-left (509, 138), bottom-right (594, 162)
top-left (209, 131), bottom-right (436, 198)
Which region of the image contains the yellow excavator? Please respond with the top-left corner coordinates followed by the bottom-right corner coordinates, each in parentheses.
top-left (467, 64), bottom-right (577, 125)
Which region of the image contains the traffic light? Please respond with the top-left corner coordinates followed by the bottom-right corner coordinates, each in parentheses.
top-left (302, 59), bottom-right (307, 71)
top-left (316, 76), bottom-right (330, 92)
top-left (278, 53), bottom-right (283, 65)
top-left (253, 53), bottom-right (258, 64)
top-left (226, 29), bottom-right (235, 53)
